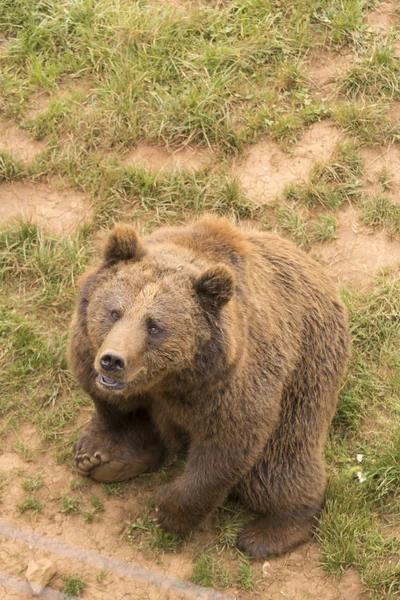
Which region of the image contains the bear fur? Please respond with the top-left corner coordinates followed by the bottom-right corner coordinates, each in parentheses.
top-left (68, 216), bottom-right (350, 557)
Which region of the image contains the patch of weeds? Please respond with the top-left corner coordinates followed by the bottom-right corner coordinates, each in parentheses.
top-left (284, 141), bottom-right (362, 210)
top-left (62, 575), bottom-right (85, 598)
top-left (11, 440), bottom-right (33, 463)
top-left (21, 475), bottom-right (43, 492)
top-left (361, 194), bottom-right (400, 238)
top-left (0, 306), bottom-right (70, 425)
top-left (191, 554), bottom-right (232, 589)
top-left (0, 220), bottom-right (92, 313)
top-left (0, 474), bottom-right (7, 502)
top-left (335, 275), bottom-right (400, 431)
top-left (125, 506), bottom-right (184, 554)
top-left (96, 570), bottom-right (109, 583)
top-left (0, 152), bottom-right (25, 182)
top-left (82, 494), bottom-right (103, 523)
top-left (333, 103), bottom-right (399, 145)
top-left (321, 274), bottom-right (400, 598)
top-left (340, 44), bottom-right (400, 100)
top-left (312, 0), bottom-right (368, 45)
top-left (100, 482), bottom-right (124, 498)
top-left (214, 500), bottom-right (254, 553)
top-left (271, 206), bottom-right (337, 250)
top-left (70, 477), bottom-right (89, 491)
top-left (236, 555), bottom-right (255, 591)
top-left (60, 494), bottom-right (80, 515)
top-left (377, 166), bottom-right (392, 192)
top-left (17, 494), bottom-right (42, 514)
top-left (309, 214), bottom-right (338, 243)
top-left (269, 112), bottom-right (304, 146)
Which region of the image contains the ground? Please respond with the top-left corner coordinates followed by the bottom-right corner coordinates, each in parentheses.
top-left (0, 1), bottom-right (399, 599)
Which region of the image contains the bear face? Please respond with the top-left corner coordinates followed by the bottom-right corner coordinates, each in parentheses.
top-left (81, 225), bottom-right (235, 398)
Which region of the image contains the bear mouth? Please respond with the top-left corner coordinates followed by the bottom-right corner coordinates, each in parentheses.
top-left (98, 374), bottom-right (126, 390)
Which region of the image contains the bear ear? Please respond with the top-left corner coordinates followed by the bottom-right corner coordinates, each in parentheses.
top-left (103, 224), bottom-right (146, 265)
top-left (195, 264), bottom-right (235, 308)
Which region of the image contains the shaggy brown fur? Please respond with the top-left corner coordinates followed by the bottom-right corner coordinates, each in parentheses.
top-left (67, 216), bottom-right (350, 558)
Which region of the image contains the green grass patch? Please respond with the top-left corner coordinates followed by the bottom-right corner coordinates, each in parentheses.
top-left (17, 494), bottom-right (43, 514)
top-left (191, 553), bottom-right (232, 589)
top-left (62, 575), bottom-right (85, 598)
top-left (361, 194), bottom-right (400, 239)
top-left (0, 0), bottom-right (373, 151)
top-left (340, 43), bottom-right (400, 100)
top-left (333, 102), bottom-right (399, 145)
top-left (124, 505), bottom-right (185, 554)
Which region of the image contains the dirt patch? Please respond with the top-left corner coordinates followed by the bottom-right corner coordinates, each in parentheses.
top-left (0, 453), bottom-right (25, 473)
top-left (360, 144), bottom-right (400, 199)
top-left (306, 51), bottom-right (355, 98)
top-left (365, 1), bottom-right (399, 31)
top-left (235, 121), bottom-right (342, 203)
top-left (0, 120), bottom-right (46, 162)
top-left (0, 181), bottom-right (92, 234)
top-left (261, 545), bottom-right (365, 600)
top-left (121, 144), bottom-right (214, 173)
top-left (0, 428), bottom-right (366, 600)
top-left (315, 206), bottom-right (400, 288)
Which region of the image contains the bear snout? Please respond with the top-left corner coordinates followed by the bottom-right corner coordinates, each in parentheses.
top-left (100, 353), bottom-right (125, 373)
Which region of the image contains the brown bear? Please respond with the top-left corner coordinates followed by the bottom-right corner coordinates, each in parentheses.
top-left (67, 216), bottom-right (350, 558)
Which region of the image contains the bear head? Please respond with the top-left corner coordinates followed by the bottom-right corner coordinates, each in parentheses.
top-left (79, 224), bottom-right (236, 398)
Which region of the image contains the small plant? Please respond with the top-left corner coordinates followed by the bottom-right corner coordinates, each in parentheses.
top-left (12, 440), bottom-right (33, 463)
top-left (191, 554), bottom-right (232, 588)
top-left (60, 494), bottom-right (80, 515)
top-left (100, 482), bottom-right (124, 497)
top-left (125, 507), bottom-right (184, 554)
top-left (236, 555), bottom-right (255, 591)
top-left (17, 494), bottom-right (42, 514)
top-left (82, 494), bottom-right (103, 523)
top-left (21, 475), bottom-right (44, 492)
top-left (361, 194), bottom-right (400, 238)
top-left (62, 575), bottom-right (85, 598)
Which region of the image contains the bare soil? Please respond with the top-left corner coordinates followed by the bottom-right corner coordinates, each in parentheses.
top-left (306, 51), bottom-right (355, 99)
top-left (121, 143), bottom-right (214, 173)
top-left (234, 121), bottom-right (342, 203)
top-left (0, 426), bottom-right (366, 600)
top-left (0, 181), bottom-right (92, 234)
top-left (314, 206), bottom-right (400, 288)
top-left (361, 144), bottom-right (400, 199)
top-left (0, 120), bottom-right (46, 162)
top-left (365, 1), bottom-right (398, 30)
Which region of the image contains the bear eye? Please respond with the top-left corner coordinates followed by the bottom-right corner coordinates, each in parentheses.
top-left (110, 310), bottom-right (120, 322)
top-left (148, 325), bottom-right (160, 335)
top-left (147, 319), bottom-right (161, 335)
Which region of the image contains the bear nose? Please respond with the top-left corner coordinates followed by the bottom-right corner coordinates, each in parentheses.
top-left (100, 353), bottom-right (125, 372)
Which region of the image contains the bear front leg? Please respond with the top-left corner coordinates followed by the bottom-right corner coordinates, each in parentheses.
top-left (154, 435), bottom-right (266, 536)
top-left (74, 403), bottom-right (165, 483)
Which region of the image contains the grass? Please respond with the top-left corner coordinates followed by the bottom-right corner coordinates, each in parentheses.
top-left (0, 0), bottom-right (376, 152)
top-left (17, 494), bottom-right (43, 514)
top-left (0, 0), bottom-right (400, 598)
top-left (333, 102), bottom-right (399, 145)
top-left (320, 274), bottom-right (400, 598)
top-left (191, 554), bottom-right (232, 589)
top-left (21, 475), bottom-right (44, 492)
top-left (340, 43), bottom-right (400, 100)
top-left (62, 575), bottom-right (85, 598)
top-left (361, 194), bottom-right (400, 238)
top-left (124, 505), bottom-right (185, 554)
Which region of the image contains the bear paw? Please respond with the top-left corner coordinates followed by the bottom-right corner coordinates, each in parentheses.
top-left (236, 515), bottom-right (314, 558)
top-left (75, 450), bottom-right (149, 483)
top-left (74, 422), bottom-right (157, 483)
